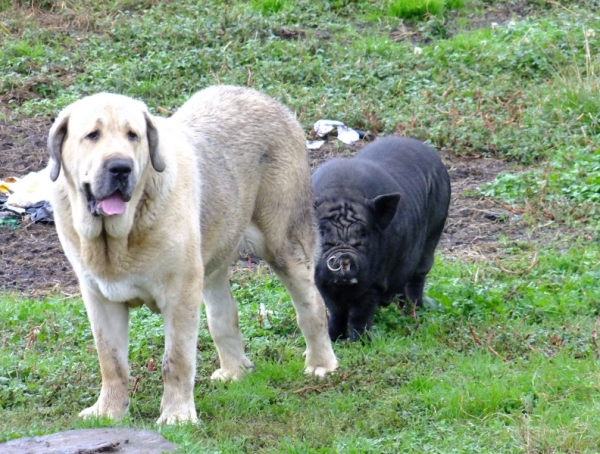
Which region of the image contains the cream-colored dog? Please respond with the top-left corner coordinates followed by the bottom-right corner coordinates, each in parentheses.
top-left (48, 85), bottom-right (338, 424)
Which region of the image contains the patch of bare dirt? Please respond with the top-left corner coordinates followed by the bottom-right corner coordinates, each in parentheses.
top-left (0, 116), bottom-right (79, 296)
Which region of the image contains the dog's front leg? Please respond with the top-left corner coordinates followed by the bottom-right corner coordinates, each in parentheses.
top-left (156, 282), bottom-right (201, 424)
top-left (79, 285), bottom-right (130, 420)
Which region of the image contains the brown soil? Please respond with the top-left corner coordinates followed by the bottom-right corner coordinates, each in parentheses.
top-left (0, 113), bottom-right (551, 297)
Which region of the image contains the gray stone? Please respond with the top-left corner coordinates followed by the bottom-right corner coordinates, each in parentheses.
top-left (0, 428), bottom-right (176, 454)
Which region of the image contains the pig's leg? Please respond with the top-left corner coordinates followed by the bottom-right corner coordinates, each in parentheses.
top-left (405, 278), bottom-right (425, 307)
top-left (348, 298), bottom-right (378, 342)
top-left (406, 244), bottom-right (438, 306)
top-left (326, 300), bottom-right (349, 341)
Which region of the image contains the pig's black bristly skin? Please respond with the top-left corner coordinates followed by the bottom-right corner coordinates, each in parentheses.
top-left (312, 136), bottom-right (451, 342)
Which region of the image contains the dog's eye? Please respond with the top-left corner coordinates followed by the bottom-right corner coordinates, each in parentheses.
top-left (127, 131), bottom-right (139, 141)
top-left (85, 130), bottom-right (100, 141)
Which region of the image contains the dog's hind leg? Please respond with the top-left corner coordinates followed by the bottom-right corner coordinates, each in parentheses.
top-left (203, 265), bottom-right (254, 381)
top-left (251, 178), bottom-right (338, 377)
top-left (271, 256), bottom-right (339, 377)
top-left (258, 221), bottom-right (338, 377)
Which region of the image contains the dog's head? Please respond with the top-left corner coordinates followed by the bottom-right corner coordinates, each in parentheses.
top-left (48, 93), bottom-right (165, 236)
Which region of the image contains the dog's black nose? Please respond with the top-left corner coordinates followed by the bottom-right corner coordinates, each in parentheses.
top-left (107, 158), bottom-right (133, 181)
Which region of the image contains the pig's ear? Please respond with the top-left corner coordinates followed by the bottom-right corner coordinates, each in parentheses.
top-left (371, 193), bottom-right (401, 230)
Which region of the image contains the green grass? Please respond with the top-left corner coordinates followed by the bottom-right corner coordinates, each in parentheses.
top-left (2, 0), bottom-right (600, 451)
top-left (480, 145), bottom-right (600, 229)
top-left (2, 246), bottom-right (600, 452)
top-left (0, 0), bottom-right (596, 221)
top-left (1, 0), bottom-right (598, 170)
top-left (388, 0), bottom-right (465, 19)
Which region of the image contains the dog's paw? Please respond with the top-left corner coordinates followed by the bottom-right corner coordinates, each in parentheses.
top-left (210, 358), bottom-right (254, 381)
top-left (304, 351), bottom-right (339, 378)
top-left (304, 363), bottom-right (338, 378)
top-left (79, 404), bottom-right (100, 419)
top-left (156, 407), bottom-right (198, 425)
top-left (79, 401), bottom-right (127, 421)
top-left (304, 346), bottom-right (339, 378)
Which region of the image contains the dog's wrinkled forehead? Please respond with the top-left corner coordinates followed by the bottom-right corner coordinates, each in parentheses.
top-left (63, 93), bottom-right (148, 134)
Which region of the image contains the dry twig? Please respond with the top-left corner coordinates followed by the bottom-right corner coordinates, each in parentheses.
top-left (0, 22), bottom-right (11, 35)
top-left (292, 383), bottom-right (335, 394)
top-left (497, 251), bottom-right (538, 275)
top-left (487, 330), bottom-right (508, 361)
top-left (468, 322), bottom-right (482, 346)
top-left (593, 318), bottom-right (599, 360)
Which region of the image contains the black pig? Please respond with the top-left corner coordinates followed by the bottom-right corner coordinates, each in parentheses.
top-left (312, 136), bottom-right (450, 341)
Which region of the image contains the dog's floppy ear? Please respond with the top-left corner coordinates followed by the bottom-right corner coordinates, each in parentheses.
top-left (48, 113), bottom-right (69, 182)
top-left (144, 111), bottom-right (165, 172)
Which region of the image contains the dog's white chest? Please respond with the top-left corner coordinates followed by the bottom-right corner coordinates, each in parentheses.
top-left (101, 279), bottom-right (151, 302)
top-left (86, 270), bottom-right (155, 305)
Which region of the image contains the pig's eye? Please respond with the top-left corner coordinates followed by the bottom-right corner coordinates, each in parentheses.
top-left (354, 226), bottom-right (367, 238)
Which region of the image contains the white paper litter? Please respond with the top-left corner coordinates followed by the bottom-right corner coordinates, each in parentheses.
top-left (6, 166), bottom-right (53, 209)
top-left (311, 119), bottom-right (362, 146)
top-left (336, 125), bottom-right (361, 145)
top-left (313, 119), bottom-right (345, 137)
top-left (259, 303), bottom-right (274, 317)
top-left (306, 140), bottom-right (326, 150)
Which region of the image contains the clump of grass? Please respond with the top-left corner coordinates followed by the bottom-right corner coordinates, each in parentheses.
top-left (388, 0), bottom-right (464, 20)
top-left (250, 0), bottom-right (287, 15)
top-left (479, 145), bottom-right (600, 230)
top-left (545, 30), bottom-right (600, 136)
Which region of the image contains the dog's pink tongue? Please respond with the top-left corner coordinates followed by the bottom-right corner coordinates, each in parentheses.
top-left (98, 192), bottom-right (126, 215)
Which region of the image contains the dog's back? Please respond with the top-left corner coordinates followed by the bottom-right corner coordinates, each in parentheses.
top-left (171, 85), bottom-right (314, 275)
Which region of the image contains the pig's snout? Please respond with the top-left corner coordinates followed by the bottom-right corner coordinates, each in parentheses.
top-left (326, 251), bottom-right (358, 283)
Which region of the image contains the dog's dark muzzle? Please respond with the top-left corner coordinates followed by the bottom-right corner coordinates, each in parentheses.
top-left (98, 157), bottom-right (135, 201)
top-left (86, 157), bottom-right (136, 216)
top-left (107, 158), bottom-right (134, 185)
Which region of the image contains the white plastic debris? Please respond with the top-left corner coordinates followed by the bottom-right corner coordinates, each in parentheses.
top-left (312, 119), bottom-right (362, 145)
top-left (259, 303), bottom-right (274, 317)
top-left (313, 119), bottom-right (345, 137)
top-left (307, 140), bottom-right (326, 150)
top-left (5, 166), bottom-right (53, 210)
top-left (336, 125), bottom-right (360, 145)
